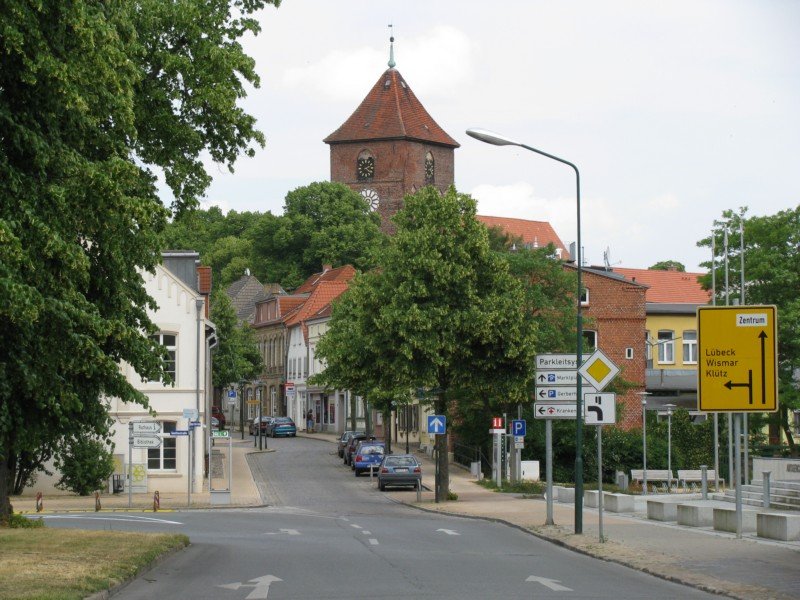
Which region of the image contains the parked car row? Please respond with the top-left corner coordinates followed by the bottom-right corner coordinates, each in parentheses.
top-left (336, 430), bottom-right (422, 491)
top-left (249, 416), bottom-right (297, 437)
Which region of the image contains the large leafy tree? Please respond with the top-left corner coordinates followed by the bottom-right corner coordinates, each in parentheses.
top-left (0, 0), bottom-right (279, 520)
top-left (210, 292), bottom-right (262, 390)
top-left (698, 206), bottom-right (800, 454)
top-left (316, 186), bottom-right (537, 498)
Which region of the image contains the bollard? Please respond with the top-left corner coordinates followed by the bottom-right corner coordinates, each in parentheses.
top-left (153, 490), bottom-right (160, 512)
top-left (763, 472), bottom-right (770, 509)
top-left (95, 492), bottom-right (101, 512)
top-left (35, 491), bottom-right (43, 513)
top-left (700, 465), bottom-right (708, 500)
top-left (370, 465), bottom-right (374, 483)
top-left (416, 478), bottom-right (422, 502)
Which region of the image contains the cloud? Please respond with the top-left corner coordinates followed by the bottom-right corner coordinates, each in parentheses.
top-left (647, 193), bottom-right (681, 211)
top-left (280, 26), bottom-right (474, 102)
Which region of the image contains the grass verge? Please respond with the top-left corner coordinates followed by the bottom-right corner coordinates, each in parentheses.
top-left (0, 522), bottom-right (189, 600)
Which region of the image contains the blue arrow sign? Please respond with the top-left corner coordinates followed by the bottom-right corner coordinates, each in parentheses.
top-left (512, 419), bottom-right (526, 437)
top-left (427, 415), bottom-right (446, 435)
top-left (227, 389), bottom-right (236, 398)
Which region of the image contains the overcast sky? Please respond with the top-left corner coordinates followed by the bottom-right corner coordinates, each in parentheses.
top-left (192, 1), bottom-right (799, 273)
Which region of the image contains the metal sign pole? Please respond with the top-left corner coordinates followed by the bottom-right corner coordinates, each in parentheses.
top-left (734, 413), bottom-right (742, 538)
top-left (546, 419), bottom-right (554, 525)
top-left (128, 422), bottom-right (133, 508)
top-left (598, 424), bottom-right (604, 543)
top-left (188, 427), bottom-right (192, 506)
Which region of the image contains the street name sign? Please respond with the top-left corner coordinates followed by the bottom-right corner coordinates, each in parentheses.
top-left (131, 421), bottom-right (160, 434)
top-left (132, 435), bottom-right (161, 449)
top-left (583, 393), bottom-right (616, 425)
top-left (536, 385), bottom-right (597, 401)
top-left (427, 415), bottom-right (446, 435)
top-left (534, 403), bottom-right (578, 419)
top-left (169, 429), bottom-right (189, 436)
top-left (698, 305), bottom-right (778, 412)
top-left (535, 354), bottom-right (579, 370)
top-left (577, 349), bottom-right (620, 392)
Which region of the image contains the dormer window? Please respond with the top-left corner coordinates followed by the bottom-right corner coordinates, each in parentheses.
top-left (357, 151), bottom-right (374, 181)
top-left (425, 152), bottom-right (434, 184)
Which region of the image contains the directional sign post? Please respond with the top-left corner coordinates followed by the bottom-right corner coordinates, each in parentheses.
top-left (132, 435), bottom-right (161, 449)
top-left (131, 421), bottom-right (161, 435)
top-left (698, 305), bottom-right (778, 412)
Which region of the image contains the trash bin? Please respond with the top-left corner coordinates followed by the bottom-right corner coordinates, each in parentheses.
top-left (112, 474), bottom-right (124, 494)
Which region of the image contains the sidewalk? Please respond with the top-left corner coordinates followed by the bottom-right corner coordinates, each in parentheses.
top-left (12, 436), bottom-right (265, 513)
top-left (13, 431), bottom-right (800, 599)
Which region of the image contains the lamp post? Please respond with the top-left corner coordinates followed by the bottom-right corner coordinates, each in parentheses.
top-left (466, 127), bottom-right (584, 533)
top-left (638, 392), bottom-right (651, 495)
top-left (665, 403), bottom-right (676, 493)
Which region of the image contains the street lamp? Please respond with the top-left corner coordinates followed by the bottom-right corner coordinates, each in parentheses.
top-left (638, 392), bottom-right (651, 495)
top-left (466, 127), bottom-right (584, 533)
top-left (664, 403), bottom-right (676, 493)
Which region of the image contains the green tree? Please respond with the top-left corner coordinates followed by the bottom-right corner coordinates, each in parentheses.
top-left (698, 206), bottom-right (800, 454)
top-left (315, 186), bottom-right (537, 498)
top-left (210, 292), bottom-right (263, 390)
top-left (649, 260), bottom-right (686, 272)
top-left (0, 0), bottom-right (279, 520)
top-left (54, 435), bottom-right (116, 496)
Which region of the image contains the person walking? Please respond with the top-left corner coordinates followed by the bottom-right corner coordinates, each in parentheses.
top-left (306, 410), bottom-right (314, 433)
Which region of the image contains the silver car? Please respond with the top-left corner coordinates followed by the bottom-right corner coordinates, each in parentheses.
top-left (377, 454), bottom-right (422, 491)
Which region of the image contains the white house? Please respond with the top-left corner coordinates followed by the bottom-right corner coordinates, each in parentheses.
top-left (107, 252), bottom-right (215, 495)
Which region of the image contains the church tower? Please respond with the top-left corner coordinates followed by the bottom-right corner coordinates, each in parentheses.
top-left (324, 35), bottom-right (459, 232)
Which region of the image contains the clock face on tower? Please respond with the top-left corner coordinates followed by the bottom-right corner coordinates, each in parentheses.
top-left (357, 157), bottom-right (374, 181)
top-left (360, 188), bottom-right (380, 211)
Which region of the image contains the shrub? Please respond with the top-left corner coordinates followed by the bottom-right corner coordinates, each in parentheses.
top-left (55, 436), bottom-right (115, 496)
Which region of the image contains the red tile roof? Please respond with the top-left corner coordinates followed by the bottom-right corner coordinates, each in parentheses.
top-left (323, 69), bottom-right (459, 148)
top-left (613, 268), bottom-right (710, 304)
top-left (284, 281), bottom-right (350, 341)
top-left (476, 215), bottom-right (570, 259)
top-left (293, 265), bottom-right (357, 294)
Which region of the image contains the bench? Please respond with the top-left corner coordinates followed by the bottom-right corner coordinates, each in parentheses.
top-left (605, 493), bottom-right (635, 513)
top-left (677, 469), bottom-right (725, 491)
top-left (757, 513), bottom-right (800, 541)
top-left (647, 499), bottom-right (679, 521)
top-left (677, 504), bottom-right (714, 527)
top-left (713, 507), bottom-right (756, 533)
top-left (630, 469), bottom-right (676, 493)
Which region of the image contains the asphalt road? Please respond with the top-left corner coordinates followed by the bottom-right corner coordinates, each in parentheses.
top-left (41, 436), bottom-right (719, 599)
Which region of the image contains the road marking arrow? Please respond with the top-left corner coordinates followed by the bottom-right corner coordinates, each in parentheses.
top-left (436, 528), bottom-right (460, 535)
top-left (263, 528), bottom-right (299, 536)
top-left (526, 575), bottom-right (572, 591)
top-left (219, 575), bottom-right (282, 599)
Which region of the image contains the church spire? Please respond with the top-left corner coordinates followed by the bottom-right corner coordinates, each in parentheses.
top-left (388, 24), bottom-right (396, 68)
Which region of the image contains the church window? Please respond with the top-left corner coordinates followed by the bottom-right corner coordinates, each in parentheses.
top-left (425, 152), bottom-right (434, 183)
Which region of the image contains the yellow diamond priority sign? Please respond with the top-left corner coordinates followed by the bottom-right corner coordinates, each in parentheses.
top-left (698, 305), bottom-right (778, 412)
top-left (578, 349), bottom-right (620, 392)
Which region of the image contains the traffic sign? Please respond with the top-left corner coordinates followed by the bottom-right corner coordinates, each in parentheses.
top-left (578, 349), bottom-right (620, 392)
top-left (534, 403), bottom-right (577, 419)
top-left (189, 420), bottom-right (201, 428)
top-left (131, 421), bottom-right (161, 434)
top-left (491, 416), bottom-right (504, 429)
top-left (285, 383), bottom-right (296, 399)
top-left (132, 435), bottom-right (161, 448)
top-left (212, 429), bottom-right (230, 438)
top-left (428, 415), bottom-right (446, 435)
top-left (511, 419), bottom-right (526, 436)
top-left (536, 385), bottom-right (597, 401)
top-left (169, 429), bottom-right (189, 436)
top-left (535, 354), bottom-right (578, 370)
top-left (183, 408), bottom-right (199, 420)
top-left (583, 393), bottom-right (616, 425)
top-left (698, 305), bottom-right (778, 412)
top-left (227, 389), bottom-right (237, 398)
top-left (535, 370), bottom-right (585, 386)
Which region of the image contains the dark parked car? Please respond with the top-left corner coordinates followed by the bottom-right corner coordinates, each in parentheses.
top-left (249, 416), bottom-right (274, 436)
top-left (337, 431), bottom-right (365, 458)
top-left (266, 417), bottom-right (297, 437)
top-left (377, 454), bottom-right (422, 491)
top-left (344, 433), bottom-right (374, 466)
top-left (352, 441), bottom-right (386, 476)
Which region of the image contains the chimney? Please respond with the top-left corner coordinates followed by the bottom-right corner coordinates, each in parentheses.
top-left (196, 265), bottom-right (212, 317)
top-left (322, 264), bottom-right (332, 273)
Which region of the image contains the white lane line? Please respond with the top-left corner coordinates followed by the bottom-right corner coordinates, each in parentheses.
top-left (368, 538), bottom-right (379, 545)
top-left (350, 524), bottom-right (362, 529)
top-left (361, 530), bottom-right (371, 535)
top-left (34, 515), bottom-right (183, 525)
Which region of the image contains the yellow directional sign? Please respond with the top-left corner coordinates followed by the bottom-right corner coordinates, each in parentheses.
top-left (697, 305), bottom-right (778, 412)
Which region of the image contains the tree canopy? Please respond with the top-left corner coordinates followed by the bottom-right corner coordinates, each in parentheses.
top-left (649, 260), bottom-right (686, 272)
top-left (0, 0), bottom-right (280, 519)
top-left (163, 182), bottom-right (387, 290)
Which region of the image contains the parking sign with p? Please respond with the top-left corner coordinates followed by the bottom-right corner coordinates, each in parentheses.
top-left (512, 419), bottom-right (526, 437)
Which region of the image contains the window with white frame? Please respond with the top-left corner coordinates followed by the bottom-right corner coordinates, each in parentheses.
top-left (658, 330), bottom-right (675, 363)
top-left (682, 330), bottom-right (697, 364)
top-left (646, 332), bottom-right (652, 362)
top-left (148, 421), bottom-right (177, 470)
top-left (580, 287), bottom-right (590, 306)
top-left (149, 333), bottom-right (177, 382)
top-left (247, 388), bottom-right (256, 419)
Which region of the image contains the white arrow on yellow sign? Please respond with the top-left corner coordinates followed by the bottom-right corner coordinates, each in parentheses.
top-left (577, 349), bottom-right (620, 392)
